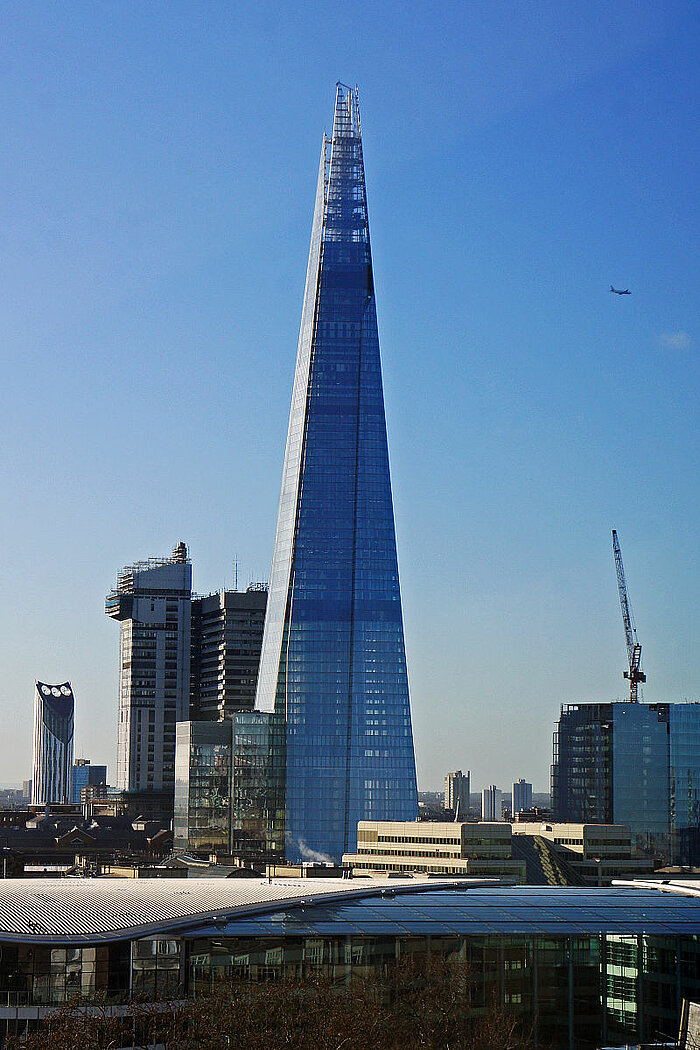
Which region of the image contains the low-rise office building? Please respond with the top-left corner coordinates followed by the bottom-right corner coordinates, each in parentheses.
top-left (342, 820), bottom-right (525, 881)
top-left (1, 878), bottom-right (700, 1048)
top-left (512, 822), bottom-right (655, 884)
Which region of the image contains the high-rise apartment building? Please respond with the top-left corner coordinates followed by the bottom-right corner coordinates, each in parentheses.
top-left (444, 770), bottom-right (470, 817)
top-left (552, 701), bottom-right (700, 862)
top-left (512, 778), bottom-right (533, 816)
top-left (482, 785), bottom-right (503, 822)
top-left (71, 759), bottom-right (108, 804)
top-left (106, 543), bottom-right (192, 794)
top-left (190, 587), bottom-right (266, 721)
top-left (255, 85), bottom-right (418, 861)
top-left (32, 682), bottom-right (74, 805)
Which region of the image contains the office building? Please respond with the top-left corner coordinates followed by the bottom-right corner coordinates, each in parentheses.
top-left (174, 721), bottom-right (233, 854)
top-left (481, 785), bottom-right (503, 821)
top-left (512, 778), bottom-right (532, 816)
top-left (444, 770), bottom-right (470, 817)
top-left (71, 759), bottom-right (108, 804)
top-left (511, 821), bottom-right (654, 885)
top-left (189, 586), bottom-right (266, 721)
top-left (669, 702), bottom-right (700, 865)
top-left (106, 543), bottom-right (192, 795)
top-left (552, 702), bottom-right (679, 860)
top-left (31, 681), bottom-right (74, 805)
top-left (254, 85), bottom-right (418, 861)
top-left (342, 819), bottom-right (525, 880)
top-left (3, 878), bottom-right (700, 1048)
top-left (230, 711), bottom-right (286, 865)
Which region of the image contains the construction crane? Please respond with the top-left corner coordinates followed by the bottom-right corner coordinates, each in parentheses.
top-left (611, 529), bottom-right (646, 702)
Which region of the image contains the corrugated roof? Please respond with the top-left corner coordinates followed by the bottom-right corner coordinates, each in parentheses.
top-left (2, 878), bottom-right (699, 945)
top-left (0, 876), bottom-right (469, 944)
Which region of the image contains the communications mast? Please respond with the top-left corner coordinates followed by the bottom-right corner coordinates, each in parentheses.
top-left (612, 529), bottom-right (646, 702)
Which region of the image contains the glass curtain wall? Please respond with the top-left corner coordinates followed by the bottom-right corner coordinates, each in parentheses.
top-left (255, 84), bottom-right (418, 862)
top-left (612, 703), bottom-right (670, 860)
top-left (670, 704), bottom-right (700, 864)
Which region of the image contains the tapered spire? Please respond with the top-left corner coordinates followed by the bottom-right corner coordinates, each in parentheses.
top-left (255, 87), bottom-right (417, 861)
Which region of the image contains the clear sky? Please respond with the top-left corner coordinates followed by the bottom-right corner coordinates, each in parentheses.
top-left (1, 1), bottom-right (698, 792)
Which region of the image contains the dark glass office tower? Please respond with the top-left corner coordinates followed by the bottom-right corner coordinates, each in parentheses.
top-left (256, 84), bottom-right (418, 862)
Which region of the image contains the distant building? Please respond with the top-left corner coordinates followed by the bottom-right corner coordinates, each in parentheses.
top-left (511, 822), bottom-right (655, 885)
top-left (444, 770), bottom-right (470, 817)
top-left (512, 779), bottom-right (533, 816)
top-left (190, 587), bottom-right (266, 721)
top-left (21, 781), bottom-right (32, 801)
top-left (174, 721), bottom-right (233, 854)
top-left (32, 682), bottom-right (74, 805)
top-left (482, 785), bottom-right (503, 822)
top-left (80, 782), bottom-right (109, 805)
top-left (71, 760), bottom-right (108, 804)
top-left (342, 820), bottom-right (525, 881)
top-left (552, 702), bottom-right (699, 862)
top-left (106, 543), bottom-right (192, 795)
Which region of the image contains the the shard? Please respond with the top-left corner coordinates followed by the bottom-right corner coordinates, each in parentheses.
top-left (256, 84), bottom-right (418, 862)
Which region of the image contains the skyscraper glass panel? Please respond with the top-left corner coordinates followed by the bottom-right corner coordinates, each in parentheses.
top-left (612, 702), bottom-right (670, 857)
top-left (670, 703), bottom-right (700, 864)
top-left (255, 84), bottom-right (418, 862)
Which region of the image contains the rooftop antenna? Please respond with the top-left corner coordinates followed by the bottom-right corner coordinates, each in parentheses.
top-left (234, 555), bottom-right (238, 592)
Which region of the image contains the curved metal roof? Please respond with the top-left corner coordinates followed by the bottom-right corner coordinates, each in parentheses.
top-left (0, 876), bottom-right (467, 944)
top-left (2, 879), bottom-right (700, 945)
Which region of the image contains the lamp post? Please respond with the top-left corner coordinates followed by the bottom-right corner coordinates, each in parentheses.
top-left (592, 856), bottom-right (602, 887)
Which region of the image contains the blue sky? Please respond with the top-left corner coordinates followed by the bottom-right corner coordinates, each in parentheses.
top-left (1, 1), bottom-right (698, 791)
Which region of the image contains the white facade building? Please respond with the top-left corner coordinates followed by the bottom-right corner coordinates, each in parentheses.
top-left (444, 770), bottom-right (470, 817)
top-left (512, 778), bottom-right (533, 815)
top-left (106, 543), bottom-right (192, 794)
top-left (481, 785), bottom-right (503, 822)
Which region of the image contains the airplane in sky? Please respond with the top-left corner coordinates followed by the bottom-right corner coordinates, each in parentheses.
top-left (610, 284), bottom-right (631, 295)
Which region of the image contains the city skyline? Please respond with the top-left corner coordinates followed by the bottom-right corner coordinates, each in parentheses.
top-left (1, 3), bottom-right (698, 792)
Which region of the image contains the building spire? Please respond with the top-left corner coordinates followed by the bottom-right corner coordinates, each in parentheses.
top-left (255, 87), bottom-right (417, 862)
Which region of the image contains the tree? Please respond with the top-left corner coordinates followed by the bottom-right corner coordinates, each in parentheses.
top-left (6, 958), bottom-right (540, 1050)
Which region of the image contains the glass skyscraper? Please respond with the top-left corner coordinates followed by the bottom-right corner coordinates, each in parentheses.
top-left (255, 84), bottom-right (418, 862)
top-left (551, 701), bottom-right (700, 863)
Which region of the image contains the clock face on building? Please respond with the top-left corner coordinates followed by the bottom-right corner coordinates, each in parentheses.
top-left (41, 685), bottom-right (51, 695)
top-left (51, 687), bottom-right (61, 697)
top-left (60, 685), bottom-right (71, 696)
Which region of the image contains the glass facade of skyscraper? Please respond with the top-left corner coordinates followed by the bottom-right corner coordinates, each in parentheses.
top-left (670, 703), bottom-right (700, 864)
top-left (255, 85), bottom-right (418, 861)
top-left (553, 701), bottom-right (700, 864)
top-left (231, 711), bottom-right (286, 864)
top-left (173, 721), bottom-right (233, 854)
top-left (612, 702), bottom-right (670, 855)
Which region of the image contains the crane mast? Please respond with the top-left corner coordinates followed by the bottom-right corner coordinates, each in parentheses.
top-left (612, 529), bottom-right (646, 702)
